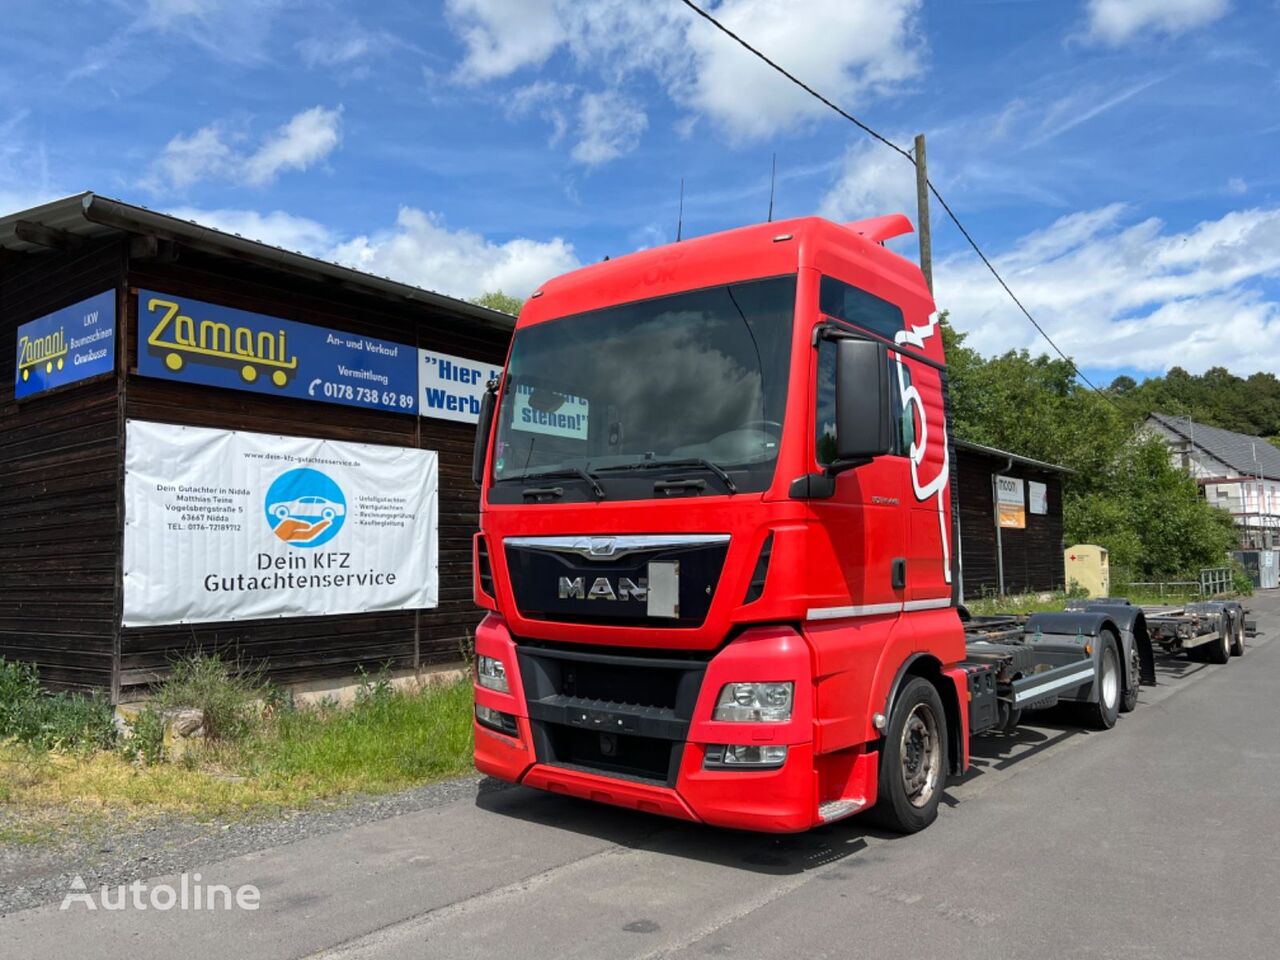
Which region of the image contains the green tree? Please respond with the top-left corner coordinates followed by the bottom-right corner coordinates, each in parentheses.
top-left (940, 314), bottom-right (1237, 578)
top-left (470, 291), bottom-right (524, 315)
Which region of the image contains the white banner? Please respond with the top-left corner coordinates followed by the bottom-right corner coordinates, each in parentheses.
top-left (1029, 480), bottom-right (1048, 515)
top-left (123, 421), bottom-right (437, 627)
top-left (418, 348), bottom-right (502, 424)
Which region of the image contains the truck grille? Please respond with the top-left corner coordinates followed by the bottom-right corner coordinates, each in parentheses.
top-left (503, 536), bottom-right (729, 628)
top-left (516, 641), bottom-right (708, 785)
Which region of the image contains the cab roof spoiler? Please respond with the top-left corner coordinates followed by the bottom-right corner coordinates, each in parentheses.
top-left (843, 213), bottom-right (914, 244)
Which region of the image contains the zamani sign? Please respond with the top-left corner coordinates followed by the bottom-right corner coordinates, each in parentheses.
top-left (123, 421), bottom-right (438, 627)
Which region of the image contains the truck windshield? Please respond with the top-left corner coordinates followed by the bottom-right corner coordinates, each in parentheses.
top-left (491, 276), bottom-right (795, 498)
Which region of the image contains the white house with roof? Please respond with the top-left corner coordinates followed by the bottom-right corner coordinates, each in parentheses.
top-left (1146, 413), bottom-right (1280, 549)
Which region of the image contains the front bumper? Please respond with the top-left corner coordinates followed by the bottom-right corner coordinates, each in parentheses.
top-left (472, 614), bottom-right (876, 833)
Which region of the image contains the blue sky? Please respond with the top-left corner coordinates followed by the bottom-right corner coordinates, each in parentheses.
top-left (2, 0), bottom-right (1278, 382)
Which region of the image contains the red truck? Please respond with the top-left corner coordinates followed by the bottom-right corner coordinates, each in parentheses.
top-left (467, 213), bottom-right (1176, 834)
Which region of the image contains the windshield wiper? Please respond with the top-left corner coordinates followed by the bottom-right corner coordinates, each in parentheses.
top-left (596, 458), bottom-right (737, 494)
top-left (515, 466), bottom-right (605, 500)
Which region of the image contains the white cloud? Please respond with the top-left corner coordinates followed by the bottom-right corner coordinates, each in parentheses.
top-left (164, 206), bottom-right (335, 254)
top-left (297, 34), bottom-right (372, 68)
top-left (446, 0), bottom-right (565, 81)
top-left (681, 0), bottom-right (925, 140)
top-left (1085, 0), bottom-right (1230, 46)
top-left (444, 0), bottom-right (925, 141)
top-left (144, 105), bottom-right (342, 192)
top-left (571, 91), bottom-right (647, 166)
top-left (817, 140), bottom-right (918, 228)
top-left (146, 125), bottom-right (236, 190)
top-left (328, 207), bottom-right (580, 299)
top-left (934, 204), bottom-right (1280, 374)
top-left (243, 106), bottom-right (343, 185)
top-left (72, 0), bottom-right (287, 79)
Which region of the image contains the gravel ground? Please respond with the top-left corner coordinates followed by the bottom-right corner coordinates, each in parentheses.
top-left (0, 774), bottom-right (504, 915)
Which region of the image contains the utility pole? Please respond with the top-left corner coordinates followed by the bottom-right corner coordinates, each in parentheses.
top-left (913, 133), bottom-right (933, 294)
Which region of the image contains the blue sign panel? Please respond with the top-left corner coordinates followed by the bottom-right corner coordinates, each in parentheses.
top-left (136, 290), bottom-right (419, 414)
top-left (14, 290), bottom-right (116, 399)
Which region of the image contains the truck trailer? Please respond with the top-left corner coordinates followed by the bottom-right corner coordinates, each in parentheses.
top-left (467, 213), bottom-right (1242, 834)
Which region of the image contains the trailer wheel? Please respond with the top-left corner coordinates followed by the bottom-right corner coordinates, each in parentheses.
top-left (1230, 614), bottom-right (1246, 657)
top-left (1120, 643), bottom-right (1140, 713)
top-left (1079, 631), bottom-right (1121, 730)
top-left (870, 677), bottom-right (948, 834)
top-left (1206, 614), bottom-right (1230, 665)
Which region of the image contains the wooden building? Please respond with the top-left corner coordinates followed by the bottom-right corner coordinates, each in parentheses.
top-left (3, 193), bottom-right (1072, 699)
top-left (1, 193), bottom-right (513, 700)
top-left (954, 439), bottom-right (1069, 599)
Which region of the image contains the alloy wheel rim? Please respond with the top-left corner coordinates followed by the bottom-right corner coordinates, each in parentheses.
top-left (1101, 646), bottom-right (1119, 709)
top-left (900, 703), bottom-right (941, 808)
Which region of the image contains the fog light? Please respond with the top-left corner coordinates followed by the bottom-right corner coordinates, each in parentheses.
top-left (475, 704), bottom-right (518, 736)
top-left (704, 744), bottom-right (788, 769)
top-left (476, 655), bottom-right (509, 692)
top-left (713, 682), bottom-right (793, 722)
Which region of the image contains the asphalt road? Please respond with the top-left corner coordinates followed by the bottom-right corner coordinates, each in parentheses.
top-left (5, 592), bottom-right (1279, 960)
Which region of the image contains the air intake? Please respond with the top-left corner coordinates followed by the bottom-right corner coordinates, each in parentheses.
top-left (742, 533), bottom-right (773, 605)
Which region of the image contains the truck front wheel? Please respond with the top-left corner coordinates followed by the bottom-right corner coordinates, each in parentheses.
top-left (870, 677), bottom-right (948, 834)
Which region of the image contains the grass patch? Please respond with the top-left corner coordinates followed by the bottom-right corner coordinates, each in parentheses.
top-left (1, 656), bottom-right (475, 840)
top-left (964, 586), bottom-right (1223, 617)
top-left (238, 679), bottom-right (475, 799)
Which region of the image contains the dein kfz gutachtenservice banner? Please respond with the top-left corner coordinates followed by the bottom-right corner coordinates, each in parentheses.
top-left (123, 421), bottom-right (438, 627)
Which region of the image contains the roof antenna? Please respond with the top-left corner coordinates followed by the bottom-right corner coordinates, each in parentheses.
top-left (676, 177), bottom-right (684, 242)
top-left (767, 153), bottom-right (776, 222)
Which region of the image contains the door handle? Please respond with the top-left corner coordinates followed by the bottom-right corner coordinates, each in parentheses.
top-left (892, 557), bottom-right (907, 590)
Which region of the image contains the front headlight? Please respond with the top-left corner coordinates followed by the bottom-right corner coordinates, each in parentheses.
top-left (476, 655), bottom-right (509, 692)
top-left (713, 681), bottom-right (793, 722)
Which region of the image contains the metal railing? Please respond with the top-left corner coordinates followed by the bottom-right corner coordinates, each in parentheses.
top-left (1199, 566), bottom-right (1233, 596)
top-left (1126, 580), bottom-right (1201, 598)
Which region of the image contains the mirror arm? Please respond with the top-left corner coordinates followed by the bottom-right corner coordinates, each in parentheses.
top-left (823, 456), bottom-right (872, 478)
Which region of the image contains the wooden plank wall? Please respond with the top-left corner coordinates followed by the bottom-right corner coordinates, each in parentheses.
top-left (956, 447), bottom-right (1066, 599)
top-left (0, 242), bottom-right (125, 692)
top-left (117, 248), bottom-right (510, 697)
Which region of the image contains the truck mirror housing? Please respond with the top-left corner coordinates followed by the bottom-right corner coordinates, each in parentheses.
top-left (472, 380), bottom-right (498, 487)
top-left (834, 337), bottom-right (893, 463)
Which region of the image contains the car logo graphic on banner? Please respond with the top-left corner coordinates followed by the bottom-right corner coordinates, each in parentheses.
top-left (264, 468), bottom-right (347, 548)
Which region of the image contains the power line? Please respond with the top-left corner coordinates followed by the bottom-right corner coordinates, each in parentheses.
top-left (677, 0), bottom-right (1122, 410)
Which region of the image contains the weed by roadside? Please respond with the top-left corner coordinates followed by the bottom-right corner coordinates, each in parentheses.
top-left (1, 655), bottom-right (475, 839)
top-left (0, 658), bottom-right (117, 753)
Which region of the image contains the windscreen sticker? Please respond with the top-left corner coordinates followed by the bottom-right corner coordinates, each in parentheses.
top-left (511, 384), bottom-right (590, 439)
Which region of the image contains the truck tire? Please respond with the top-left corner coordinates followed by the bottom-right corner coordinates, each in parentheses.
top-left (1230, 613), bottom-right (1246, 657)
top-left (1120, 643), bottom-right (1140, 713)
top-left (870, 677), bottom-right (948, 834)
top-left (1206, 614), bottom-right (1230, 665)
top-left (1079, 631), bottom-right (1121, 730)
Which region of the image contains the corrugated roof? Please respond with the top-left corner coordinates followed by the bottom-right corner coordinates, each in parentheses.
top-left (954, 438), bottom-right (1072, 475)
top-left (0, 192), bottom-right (515, 330)
top-left (1148, 412), bottom-right (1280, 480)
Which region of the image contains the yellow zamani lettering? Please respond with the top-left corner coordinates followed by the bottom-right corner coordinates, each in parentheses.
top-left (199, 320), bottom-right (232, 354)
top-left (145, 295), bottom-right (299, 385)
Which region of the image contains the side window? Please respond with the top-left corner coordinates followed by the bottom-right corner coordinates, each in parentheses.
top-left (814, 338), bottom-right (913, 465)
top-left (815, 339), bottom-right (837, 466)
top-left (894, 360), bottom-right (917, 456)
top-left (819, 276), bottom-right (905, 341)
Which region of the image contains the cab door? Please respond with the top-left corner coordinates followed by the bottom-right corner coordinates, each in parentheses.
top-left (806, 332), bottom-right (908, 616)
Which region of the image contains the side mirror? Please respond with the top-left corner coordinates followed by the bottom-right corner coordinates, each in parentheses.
top-left (471, 379), bottom-right (499, 487)
top-left (834, 338), bottom-right (893, 463)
